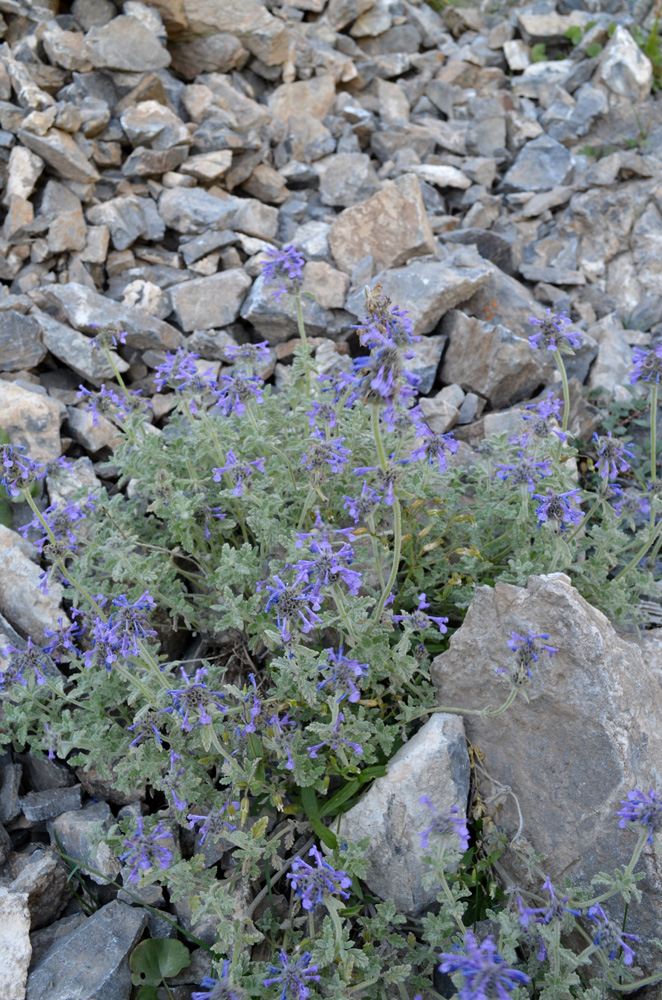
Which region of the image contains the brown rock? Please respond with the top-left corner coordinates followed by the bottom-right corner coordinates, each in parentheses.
top-left (329, 173), bottom-right (436, 274)
top-left (241, 163), bottom-right (288, 204)
top-left (84, 15), bottom-right (171, 71)
top-left (181, 0), bottom-right (289, 65)
top-left (302, 261), bottom-right (349, 310)
top-left (170, 33), bottom-right (248, 79)
top-left (12, 850), bottom-right (71, 929)
top-left (269, 74), bottom-right (337, 126)
top-left (17, 128), bottom-right (100, 184)
top-left (0, 380), bottom-right (65, 462)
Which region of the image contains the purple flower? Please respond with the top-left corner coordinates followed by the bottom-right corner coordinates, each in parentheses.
top-left (439, 930), bottom-right (530, 999)
top-left (528, 309), bottom-right (581, 352)
top-left (212, 450), bottom-right (266, 497)
top-left (300, 431), bottom-right (352, 478)
top-left (531, 488), bottom-right (583, 531)
top-left (20, 495), bottom-right (96, 553)
top-left (165, 666), bottom-right (226, 732)
top-left (410, 425), bottom-right (459, 471)
top-left (507, 631), bottom-right (557, 674)
top-left (127, 709), bottom-right (164, 747)
top-left (616, 788), bottom-right (662, 845)
top-left (519, 393), bottom-right (567, 445)
top-left (105, 591), bottom-right (158, 657)
top-left (153, 348), bottom-right (216, 394)
top-left (629, 343), bottom-right (662, 385)
top-left (161, 750), bottom-right (187, 812)
top-left (263, 949), bottom-right (321, 1000)
top-left (353, 458), bottom-right (405, 506)
top-left (212, 373), bottom-right (264, 417)
top-left (188, 796), bottom-right (239, 845)
top-left (265, 712), bottom-right (297, 771)
top-left (495, 452), bottom-right (553, 491)
top-left (306, 401), bottom-right (337, 432)
top-left (0, 443), bottom-right (39, 498)
top-left (392, 593), bottom-right (448, 634)
top-left (262, 244), bottom-right (305, 303)
top-left (355, 293), bottom-right (418, 349)
top-left (588, 903), bottom-right (639, 965)
top-left (517, 878), bottom-right (581, 933)
top-left (610, 486), bottom-right (651, 521)
top-left (192, 963), bottom-right (246, 1000)
top-left (264, 576), bottom-right (323, 645)
top-left (307, 710), bottom-right (363, 759)
top-left (77, 384), bottom-right (132, 426)
top-left (42, 617), bottom-right (83, 662)
top-left (1, 637), bottom-right (50, 687)
top-left (286, 844), bottom-right (352, 911)
top-left (342, 482), bottom-right (382, 523)
top-left (292, 524), bottom-right (362, 599)
top-left (223, 341), bottom-right (271, 366)
top-left (317, 647), bottom-right (369, 703)
top-left (419, 796), bottom-right (470, 852)
top-left (120, 816), bottom-right (173, 882)
top-left (88, 323), bottom-right (127, 350)
top-left (592, 431), bottom-right (635, 481)
top-left (241, 672), bottom-right (261, 735)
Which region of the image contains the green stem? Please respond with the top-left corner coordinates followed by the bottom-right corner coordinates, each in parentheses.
top-left (575, 830), bottom-right (649, 909)
top-left (331, 585), bottom-right (359, 644)
top-left (371, 406), bottom-right (388, 473)
top-left (612, 519), bottom-right (662, 583)
top-left (294, 293), bottom-right (311, 397)
top-left (651, 383), bottom-right (658, 526)
top-left (565, 495), bottom-right (602, 544)
top-left (373, 499), bottom-right (401, 623)
top-left (367, 513), bottom-right (385, 591)
top-left (437, 868), bottom-right (466, 933)
top-left (22, 488), bottom-right (57, 544)
top-left (554, 348), bottom-right (571, 435)
top-left (404, 688), bottom-right (517, 723)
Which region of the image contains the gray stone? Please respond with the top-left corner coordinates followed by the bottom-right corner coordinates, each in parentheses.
top-left (72, 0), bottom-right (116, 31)
top-left (21, 784), bottom-right (82, 823)
top-left (122, 144), bottom-right (189, 177)
top-left (442, 229), bottom-right (514, 276)
top-left (430, 573), bottom-right (662, 976)
top-left (170, 33), bottom-right (248, 80)
top-left (0, 761), bottom-right (22, 823)
top-left (66, 406), bottom-right (123, 453)
top-left (597, 24), bottom-right (653, 102)
top-left (18, 753), bottom-right (74, 792)
top-left (233, 199), bottom-right (279, 241)
top-left (12, 849), bottom-right (72, 929)
top-left (84, 15), bottom-right (170, 71)
top-left (336, 713), bottom-right (470, 914)
top-left (29, 913), bottom-right (87, 968)
top-left (318, 152), bottom-right (380, 207)
top-left (122, 280), bottom-right (171, 320)
top-left (345, 256), bottom-right (491, 336)
top-left (0, 544), bottom-right (69, 640)
top-left (169, 269), bottom-right (252, 332)
top-left (407, 334), bottom-right (447, 395)
top-left (48, 800), bottom-right (121, 886)
top-left (241, 273), bottom-right (347, 344)
top-left (440, 309), bottom-right (555, 409)
top-left (86, 196), bottom-right (164, 252)
top-left (0, 887), bottom-right (31, 1000)
top-left (0, 312), bottom-right (46, 372)
top-left (34, 312), bottom-right (129, 387)
top-left (3, 146), bottom-right (44, 204)
top-left (17, 128), bottom-right (99, 184)
top-left (291, 221), bottom-right (331, 262)
top-left (0, 820), bottom-right (10, 865)
top-left (501, 135), bottom-right (574, 193)
top-left (44, 283), bottom-right (182, 351)
top-left (26, 900), bottom-right (146, 1000)
top-left (158, 187), bottom-right (238, 235)
top-left (180, 230), bottom-right (235, 266)
top-left (418, 389), bottom-right (461, 433)
top-left (119, 100), bottom-right (189, 151)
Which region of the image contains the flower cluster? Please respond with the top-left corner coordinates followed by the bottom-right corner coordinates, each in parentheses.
top-left (588, 903), bottom-right (639, 965)
top-left (629, 343), bottom-right (662, 386)
top-left (120, 816), bottom-right (173, 882)
top-left (532, 488), bottom-right (583, 531)
top-left (307, 711), bottom-right (363, 759)
top-left (616, 788), bottom-right (662, 845)
top-left (262, 245), bottom-right (305, 302)
top-left (263, 950), bottom-right (320, 1000)
top-left (419, 795), bottom-right (470, 852)
top-left (391, 593), bottom-right (448, 634)
top-left (593, 431), bottom-right (635, 481)
top-left (317, 647), bottom-right (369, 703)
top-left (439, 930), bottom-right (530, 999)
top-left (286, 844), bottom-right (352, 911)
top-left (213, 451), bottom-right (266, 496)
top-left (495, 452), bottom-right (552, 491)
top-left (192, 963), bottom-right (246, 1000)
top-left (165, 666), bottom-right (226, 731)
top-left (528, 310), bottom-right (581, 352)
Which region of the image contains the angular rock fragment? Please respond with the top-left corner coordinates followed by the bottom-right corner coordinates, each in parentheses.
top-left (501, 135), bottom-right (573, 193)
top-left (597, 24), bottom-right (653, 102)
top-left (12, 849), bottom-right (72, 929)
top-left (169, 269), bottom-right (251, 331)
top-left (17, 128), bottom-right (100, 184)
top-left (20, 785), bottom-right (82, 823)
top-left (84, 15), bottom-right (171, 71)
top-left (0, 545), bottom-right (70, 639)
top-left (0, 312), bottom-right (47, 372)
top-left (0, 380), bottom-right (65, 462)
top-left (0, 888), bottom-right (31, 1000)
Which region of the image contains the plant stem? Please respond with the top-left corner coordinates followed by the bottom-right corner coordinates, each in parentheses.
top-left (651, 383), bottom-right (658, 526)
top-left (612, 519), bottom-right (662, 583)
top-left (373, 499), bottom-right (401, 623)
top-left (554, 348), bottom-right (571, 435)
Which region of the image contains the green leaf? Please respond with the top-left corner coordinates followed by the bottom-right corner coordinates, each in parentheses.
top-left (585, 42), bottom-right (603, 57)
top-left (136, 989), bottom-right (160, 1000)
top-left (0, 428), bottom-right (9, 445)
top-left (130, 939), bottom-right (191, 987)
top-left (319, 778), bottom-right (361, 818)
top-left (300, 786), bottom-right (338, 849)
top-left (531, 42), bottom-right (547, 62)
top-left (564, 25), bottom-right (583, 45)
top-left (607, 21), bottom-right (616, 36)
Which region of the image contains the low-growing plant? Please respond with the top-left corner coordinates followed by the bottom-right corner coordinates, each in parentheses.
top-left (2, 249), bottom-right (662, 999)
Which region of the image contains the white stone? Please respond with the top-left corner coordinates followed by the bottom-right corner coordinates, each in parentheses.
top-left (0, 888), bottom-right (31, 1000)
top-left (597, 24), bottom-right (653, 103)
top-left (413, 164), bottom-right (471, 190)
top-left (503, 38), bottom-right (530, 71)
top-left (2, 147), bottom-right (44, 205)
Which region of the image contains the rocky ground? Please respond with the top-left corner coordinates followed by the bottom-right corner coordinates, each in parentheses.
top-left (3, 0), bottom-right (662, 997)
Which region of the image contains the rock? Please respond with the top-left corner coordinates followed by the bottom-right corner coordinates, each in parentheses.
top-left (18, 753), bottom-right (74, 792)
top-left (169, 269), bottom-right (251, 332)
top-left (440, 309), bottom-right (555, 409)
top-left (179, 150), bottom-right (232, 183)
top-left (326, 0), bottom-right (377, 32)
top-left (26, 900), bottom-right (146, 1000)
top-left (318, 152), bottom-right (380, 208)
top-left (0, 887), bottom-right (31, 1000)
top-left (412, 164), bottom-right (471, 190)
top-left (419, 384), bottom-right (464, 432)
top-left (158, 186), bottom-right (238, 234)
top-left (48, 800), bottom-right (122, 886)
top-left (3, 146), bottom-right (44, 204)
top-left (269, 74), bottom-right (337, 125)
top-left (76, 762), bottom-right (146, 806)
top-left (34, 313), bottom-right (129, 387)
top-left (0, 524), bottom-right (38, 561)
top-left (120, 100), bottom-right (189, 150)
top-left (503, 39), bottom-right (530, 72)
top-left (345, 256), bottom-right (491, 336)
top-left (170, 33), bottom-right (248, 80)
top-left (0, 760), bottom-right (22, 823)
top-left (66, 406), bottom-right (123, 453)
top-left (0, 820), bottom-right (10, 864)
top-left (501, 135), bottom-right (573, 193)
top-left (40, 180), bottom-right (87, 254)
top-left (430, 573), bottom-right (662, 976)
top-left (12, 849), bottom-right (72, 929)
top-left (406, 333), bottom-right (446, 394)
top-left (597, 24), bottom-right (653, 103)
top-left (0, 545), bottom-right (69, 640)
top-left (179, 0), bottom-right (288, 66)
top-left (72, 0), bottom-right (116, 30)
top-left (233, 199), bottom-right (279, 241)
top-left (29, 913), bottom-right (88, 968)
top-left (0, 312), bottom-right (47, 372)
top-left (17, 127), bottom-right (100, 184)
top-left (44, 283), bottom-right (182, 351)
top-left (0, 380), bottom-right (65, 462)
top-left (586, 313), bottom-right (636, 399)
top-left (122, 280), bottom-right (171, 320)
top-left (302, 261), bottom-right (349, 310)
top-left (241, 163), bottom-right (288, 204)
top-left (85, 15), bottom-right (171, 71)
top-left (329, 173), bottom-right (436, 275)
top-left (20, 785), bottom-right (83, 823)
top-left (336, 713), bottom-right (470, 914)
top-left (241, 273), bottom-right (347, 343)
